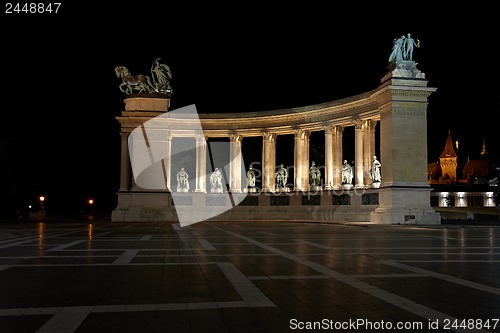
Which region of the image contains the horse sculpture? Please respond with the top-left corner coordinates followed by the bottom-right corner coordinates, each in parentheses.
top-left (115, 66), bottom-right (154, 94)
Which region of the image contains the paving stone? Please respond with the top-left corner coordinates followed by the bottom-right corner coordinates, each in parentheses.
top-left (0, 220), bottom-right (499, 332)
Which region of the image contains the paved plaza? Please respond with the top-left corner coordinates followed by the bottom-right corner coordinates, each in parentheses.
top-left (0, 220), bottom-right (499, 332)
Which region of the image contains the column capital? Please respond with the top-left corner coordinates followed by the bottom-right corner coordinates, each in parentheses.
top-left (165, 130), bottom-right (173, 142)
top-left (352, 118), bottom-right (363, 129)
top-left (195, 133), bottom-right (207, 143)
top-left (293, 128), bottom-right (309, 139)
top-left (362, 119), bottom-right (377, 131)
top-left (262, 131), bottom-right (277, 142)
top-left (229, 133), bottom-right (243, 143)
top-left (321, 123), bottom-right (334, 134)
top-left (332, 125), bottom-right (344, 136)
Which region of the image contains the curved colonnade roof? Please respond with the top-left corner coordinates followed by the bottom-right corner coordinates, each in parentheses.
top-left (198, 90), bottom-right (379, 137)
top-left (123, 89), bottom-right (382, 138)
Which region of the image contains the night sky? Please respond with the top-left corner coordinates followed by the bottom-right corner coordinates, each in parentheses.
top-left (1, 3), bottom-right (498, 216)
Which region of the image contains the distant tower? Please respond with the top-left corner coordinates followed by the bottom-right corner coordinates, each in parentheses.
top-left (439, 130), bottom-right (457, 181)
top-left (480, 137), bottom-right (488, 157)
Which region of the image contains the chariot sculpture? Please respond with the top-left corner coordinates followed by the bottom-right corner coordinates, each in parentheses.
top-left (115, 58), bottom-right (172, 96)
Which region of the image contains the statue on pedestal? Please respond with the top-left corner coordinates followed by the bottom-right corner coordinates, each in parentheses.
top-left (246, 166), bottom-right (256, 192)
top-left (341, 160), bottom-right (353, 185)
top-left (176, 167), bottom-right (189, 192)
top-left (151, 58), bottom-right (172, 94)
top-left (115, 66), bottom-right (154, 94)
top-left (115, 58), bottom-right (172, 96)
top-left (389, 35), bottom-right (406, 63)
top-left (404, 33), bottom-right (419, 61)
top-left (309, 161), bottom-right (321, 190)
top-left (369, 155), bottom-right (381, 188)
top-left (275, 164), bottom-right (288, 190)
top-left (389, 33), bottom-right (420, 63)
top-left (210, 168), bottom-right (223, 193)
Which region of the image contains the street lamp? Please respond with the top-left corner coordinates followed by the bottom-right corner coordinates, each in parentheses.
top-left (88, 198), bottom-right (94, 218)
top-left (39, 196), bottom-right (45, 218)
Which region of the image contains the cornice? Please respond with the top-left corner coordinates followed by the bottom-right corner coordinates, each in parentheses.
top-left (117, 75), bottom-right (436, 137)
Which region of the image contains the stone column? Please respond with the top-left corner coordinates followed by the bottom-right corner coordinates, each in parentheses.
top-left (323, 125), bottom-right (334, 190)
top-left (305, 133), bottom-right (310, 188)
top-left (363, 120), bottom-right (376, 187)
top-left (294, 129), bottom-right (310, 191)
top-left (119, 131), bottom-right (131, 192)
top-left (370, 60), bottom-right (440, 225)
top-left (332, 126), bottom-right (343, 189)
top-left (262, 132), bottom-right (276, 192)
top-left (229, 134), bottom-right (243, 192)
top-left (130, 172), bottom-right (141, 191)
top-left (164, 132), bottom-right (172, 192)
top-left (195, 134), bottom-right (207, 193)
top-left (354, 120), bottom-right (364, 189)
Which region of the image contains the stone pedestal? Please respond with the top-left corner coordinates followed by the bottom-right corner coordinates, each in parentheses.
top-left (123, 95), bottom-right (170, 112)
top-left (309, 185), bottom-right (322, 192)
top-left (370, 187), bottom-right (440, 224)
top-left (370, 61), bottom-right (440, 225)
top-left (112, 95), bottom-right (170, 222)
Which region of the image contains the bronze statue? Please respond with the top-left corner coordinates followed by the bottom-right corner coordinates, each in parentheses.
top-left (151, 58), bottom-right (172, 94)
top-left (115, 59), bottom-right (172, 96)
top-left (115, 66), bottom-right (154, 94)
top-left (389, 33), bottom-right (420, 63)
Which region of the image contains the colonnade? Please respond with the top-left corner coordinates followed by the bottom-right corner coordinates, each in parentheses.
top-left (114, 59), bottom-right (441, 225)
top-left (118, 120), bottom-right (378, 193)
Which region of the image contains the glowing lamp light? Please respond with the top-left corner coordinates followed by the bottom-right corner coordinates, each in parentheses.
top-left (39, 195), bottom-right (46, 218)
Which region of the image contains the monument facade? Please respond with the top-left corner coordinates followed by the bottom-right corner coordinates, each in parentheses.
top-left (112, 39), bottom-right (441, 225)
